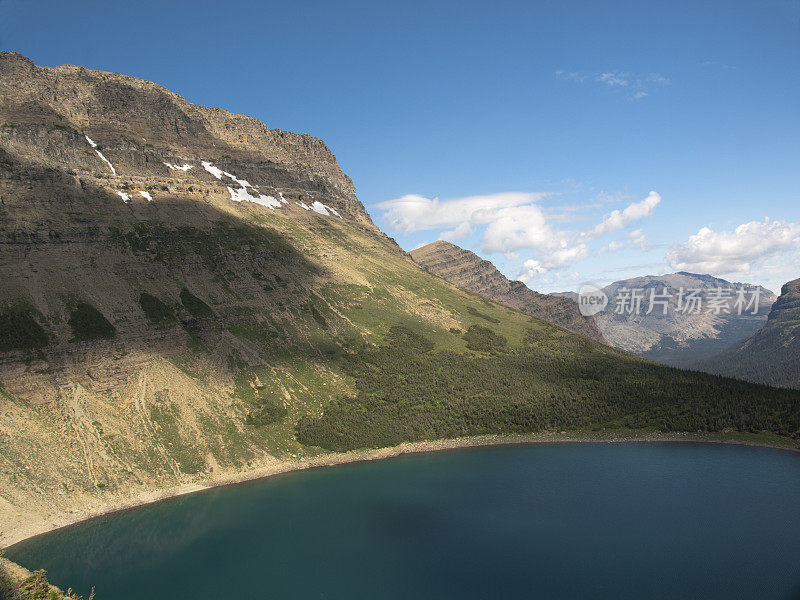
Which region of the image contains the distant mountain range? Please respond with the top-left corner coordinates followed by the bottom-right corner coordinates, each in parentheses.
top-left (700, 278), bottom-right (800, 389)
top-left (409, 241), bottom-right (605, 342)
top-left (410, 242), bottom-right (789, 376)
top-left (578, 272), bottom-right (777, 368)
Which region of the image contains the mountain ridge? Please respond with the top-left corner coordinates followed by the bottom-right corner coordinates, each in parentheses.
top-left (409, 241), bottom-right (605, 342)
top-left (557, 272), bottom-right (776, 368)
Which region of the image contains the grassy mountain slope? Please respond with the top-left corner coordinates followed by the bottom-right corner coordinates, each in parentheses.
top-left (0, 52), bottom-right (798, 547)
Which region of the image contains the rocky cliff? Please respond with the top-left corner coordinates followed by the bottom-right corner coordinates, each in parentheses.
top-left (409, 241), bottom-right (605, 342)
top-left (701, 278), bottom-right (800, 389)
top-left (0, 51), bottom-right (373, 225)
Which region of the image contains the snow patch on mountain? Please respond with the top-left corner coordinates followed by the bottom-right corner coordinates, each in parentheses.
top-left (85, 135), bottom-right (117, 175)
top-left (200, 160), bottom-right (339, 216)
top-left (164, 162), bottom-right (193, 171)
top-left (201, 161), bottom-right (250, 188)
top-left (311, 201), bottom-right (342, 218)
top-left (227, 186), bottom-right (282, 209)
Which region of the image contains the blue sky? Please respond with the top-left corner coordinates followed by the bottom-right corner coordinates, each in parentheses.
top-left (2, 0), bottom-right (798, 292)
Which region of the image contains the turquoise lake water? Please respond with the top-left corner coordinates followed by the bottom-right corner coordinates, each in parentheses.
top-left (8, 442), bottom-right (800, 599)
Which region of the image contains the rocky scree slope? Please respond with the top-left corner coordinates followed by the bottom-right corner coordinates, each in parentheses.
top-left (409, 241), bottom-right (605, 342)
top-left (0, 52), bottom-right (798, 548)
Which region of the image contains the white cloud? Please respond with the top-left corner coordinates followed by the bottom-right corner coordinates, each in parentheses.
top-left (596, 72), bottom-right (631, 87)
top-left (480, 204), bottom-right (555, 253)
top-left (379, 189), bottom-right (662, 283)
top-left (555, 70), bottom-right (586, 82)
top-left (411, 240), bottom-right (433, 251)
top-left (557, 70), bottom-right (670, 99)
top-left (603, 239), bottom-right (627, 253)
top-left (666, 218), bottom-right (800, 274)
top-left (438, 222), bottom-right (473, 242)
top-left (376, 192), bottom-right (544, 234)
top-left (589, 191), bottom-right (661, 238)
top-left (518, 259), bottom-right (547, 283)
top-left (600, 228), bottom-right (649, 254)
top-left (544, 243), bottom-right (589, 268)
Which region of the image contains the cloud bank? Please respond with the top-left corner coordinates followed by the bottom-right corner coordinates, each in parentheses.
top-left (667, 218), bottom-right (800, 274)
top-left (377, 190), bottom-right (663, 282)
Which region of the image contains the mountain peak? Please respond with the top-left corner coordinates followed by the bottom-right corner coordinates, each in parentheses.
top-left (0, 52), bottom-right (373, 226)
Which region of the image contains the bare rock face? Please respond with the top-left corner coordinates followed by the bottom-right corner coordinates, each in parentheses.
top-left (0, 50), bottom-right (374, 225)
top-left (409, 241), bottom-right (606, 342)
top-left (588, 272), bottom-right (776, 368)
top-left (700, 277), bottom-right (800, 389)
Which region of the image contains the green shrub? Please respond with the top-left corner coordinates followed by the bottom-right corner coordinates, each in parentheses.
top-left (179, 288), bottom-right (214, 318)
top-left (68, 303), bottom-right (115, 341)
top-left (385, 325), bottom-right (434, 353)
top-left (0, 563), bottom-right (88, 599)
top-left (0, 309), bottom-right (48, 351)
top-left (309, 304), bottom-right (329, 329)
top-left (463, 325), bottom-right (507, 352)
top-left (139, 293), bottom-right (175, 324)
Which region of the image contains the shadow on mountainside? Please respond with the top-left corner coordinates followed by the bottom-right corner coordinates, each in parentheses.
top-left (0, 154), bottom-right (798, 458)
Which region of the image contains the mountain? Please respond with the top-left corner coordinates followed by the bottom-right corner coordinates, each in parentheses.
top-left (0, 52), bottom-right (798, 548)
top-left (700, 278), bottom-right (800, 389)
top-left (574, 272), bottom-right (776, 368)
top-left (409, 241), bottom-right (605, 342)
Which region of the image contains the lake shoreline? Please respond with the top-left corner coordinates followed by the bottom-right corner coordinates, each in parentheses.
top-left (5, 430), bottom-right (799, 551)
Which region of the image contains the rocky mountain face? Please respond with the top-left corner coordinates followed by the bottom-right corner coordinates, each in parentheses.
top-left (0, 51), bottom-right (451, 544)
top-left (409, 241), bottom-right (605, 342)
top-left (700, 278), bottom-right (800, 389)
top-left (0, 51), bottom-right (372, 225)
top-left (578, 272), bottom-right (776, 368)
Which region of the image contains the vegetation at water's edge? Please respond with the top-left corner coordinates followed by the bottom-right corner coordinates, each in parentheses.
top-left (0, 557), bottom-right (91, 600)
top-left (296, 326), bottom-right (800, 452)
